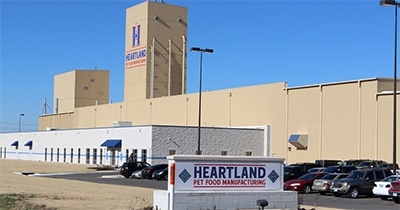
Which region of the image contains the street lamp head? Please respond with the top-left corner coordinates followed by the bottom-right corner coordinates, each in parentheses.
top-left (190, 47), bottom-right (214, 54)
top-left (190, 47), bottom-right (201, 52)
top-left (380, 0), bottom-right (398, 6)
top-left (204, 48), bottom-right (214, 53)
top-left (20, 113), bottom-right (24, 117)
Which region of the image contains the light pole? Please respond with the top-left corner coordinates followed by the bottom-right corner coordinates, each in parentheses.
top-left (380, 0), bottom-right (398, 173)
top-left (190, 47), bottom-right (214, 155)
top-left (19, 113), bottom-right (24, 132)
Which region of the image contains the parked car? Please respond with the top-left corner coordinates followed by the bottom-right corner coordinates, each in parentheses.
top-left (342, 159), bottom-right (370, 167)
top-left (289, 162), bottom-right (320, 172)
top-left (141, 164), bottom-right (168, 179)
top-left (307, 167), bottom-right (326, 173)
top-left (131, 169), bottom-right (143, 179)
top-left (372, 175), bottom-right (400, 200)
top-left (312, 173), bottom-right (348, 195)
top-left (330, 168), bottom-right (393, 198)
top-left (284, 172), bottom-right (328, 194)
top-left (315, 159), bottom-right (342, 167)
top-left (356, 160), bottom-right (386, 169)
top-left (284, 166), bottom-right (307, 182)
top-left (389, 180), bottom-right (400, 203)
top-left (119, 161), bottom-right (151, 178)
top-left (377, 163), bottom-right (399, 174)
top-left (322, 165), bottom-right (357, 174)
top-left (153, 167), bottom-right (168, 181)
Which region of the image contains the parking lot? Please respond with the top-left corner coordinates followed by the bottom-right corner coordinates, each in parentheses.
top-left (38, 170), bottom-right (399, 210)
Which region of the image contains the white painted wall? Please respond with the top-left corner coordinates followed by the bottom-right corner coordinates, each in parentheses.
top-left (0, 125), bottom-right (268, 167)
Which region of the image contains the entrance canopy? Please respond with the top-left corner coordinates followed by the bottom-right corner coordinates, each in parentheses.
top-left (100, 139), bottom-right (122, 147)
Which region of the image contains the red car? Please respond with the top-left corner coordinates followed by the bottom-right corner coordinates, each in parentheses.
top-left (284, 172), bottom-right (328, 194)
top-left (389, 180), bottom-right (400, 204)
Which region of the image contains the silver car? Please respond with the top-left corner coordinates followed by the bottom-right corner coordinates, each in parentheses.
top-left (312, 173), bottom-right (348, 195)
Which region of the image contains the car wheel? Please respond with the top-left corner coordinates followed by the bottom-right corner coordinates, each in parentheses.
top-left (380, 196), bottom-right (388, 200)
top-left (348, 187), bottom-right (359, 198)
top-left (124, 175), bottom-right (130, 178)
top-left (333, 193), bottom-right (341, 197)
top-left (394, 197), bottom-right (400, 204)
top-left (302, 185), bottom-right (312, 194)
top-left (319, 191), bottom-right (326, 195)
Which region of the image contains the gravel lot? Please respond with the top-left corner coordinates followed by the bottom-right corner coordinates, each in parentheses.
top-left (0, 159), bottom-right (153, 210)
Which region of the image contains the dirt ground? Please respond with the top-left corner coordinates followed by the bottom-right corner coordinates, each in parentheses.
top-left (0, 159), bottom-right (154, 210)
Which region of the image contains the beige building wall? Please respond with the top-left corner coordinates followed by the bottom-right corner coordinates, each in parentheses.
top-left (124, 1), bottom-right (187, 102)
top-left (53, 70), bottom-right (109, 114)
top-left (39, 78), bottom-right (399, 164)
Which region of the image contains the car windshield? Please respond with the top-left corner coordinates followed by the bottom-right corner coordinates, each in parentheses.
top-left (358, 162), bottom-right (371, 167)
top-left (382, 175), bottom-right (400, 182)
top-left (348, 171), bottom-right (364, 179)
top-left (378, 163), bottom-right (388, 168)
top-left (322, 166), bottom-right (338, 173)
top-left (284, 167), bottom-right (294, 174)
top-left (298, 173), bottom-right (316, 180)
top-left (320, 174), bottom-right (337, 180)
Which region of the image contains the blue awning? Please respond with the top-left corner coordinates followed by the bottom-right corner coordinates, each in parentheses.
top-left (10, 141), bottom-right (18, 147)
top-left (100, 139), bottom-right (121, 147)
top-left (24, 140), bottom-right (33, 147)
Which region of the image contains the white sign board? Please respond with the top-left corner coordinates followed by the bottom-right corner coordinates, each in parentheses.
top-left (173, 161), bottom-right (282, 191)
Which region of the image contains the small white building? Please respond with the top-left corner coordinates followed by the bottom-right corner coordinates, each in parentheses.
top-left (0, 125), bottom-right (270, 166)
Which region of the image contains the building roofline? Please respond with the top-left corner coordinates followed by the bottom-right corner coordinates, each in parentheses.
top-left (285, 77), bottom-right (390, 90)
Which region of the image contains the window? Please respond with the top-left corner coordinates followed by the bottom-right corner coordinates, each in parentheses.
top-left (57, 148), bottom-right (60, 162)
top-left (63, 148), bottom-right (66, 162)
top-left (142, 149), bottom-right (147, 162)
top-left (0, 147), bottom-right (2, 158)
top-left (50, 148), bottom-right (53, 162)
top-left (70, 148), bottom-right (73, 163)
top-left (84, 86), bottom-right (89, 91)
top-left (3, 148), bottom-right (5, 159)
top-left (221, 151), bottom-right (228, 156)
top-left (45, 148), bottom-right (47, 161)
top-left (78, 148), bottom-right (81, 163)
top-left (99, 149), bottom-right (103, 165)
top-left (245, 151), bottom-right (252, 156)
top-left (365, 171), bottom-right (374, 180)
top-left (126, 149), bottom-right (130, 162)
top-left (375, 170), bottom-right (384, 180)
top-left (132, 149), bottom-right (137, 162)
top-left (169, 150), bottom-right (176, 155)
top-left (86, 148), bottom-right (90, 164)
top-left (93, 148), bottom-right (97, 165)
top-left (90, 79), bottom-right (95, 83)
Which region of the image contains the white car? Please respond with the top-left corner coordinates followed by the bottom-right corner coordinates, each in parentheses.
top-left (372, 175), bottom-right (400, 200)
top-left (131, 169), bottom-right (143, 179)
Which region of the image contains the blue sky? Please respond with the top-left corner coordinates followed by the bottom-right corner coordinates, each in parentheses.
top-left (0, 0), bottom-right (396, 133)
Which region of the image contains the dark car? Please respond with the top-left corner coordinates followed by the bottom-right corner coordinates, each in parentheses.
top-left (322, 165), bottom-right (357, 174)
top-left (289, 162), bottom-right (319, 172)
top-left (119, 161), bottom-right (150, 178)
top-left (141, 164), bottom-right (168, 179)
top-left (284, 166), bottom-right (307, 182)
top-left (356, 160), bottom-right (386, 169)
top-left (342, 159), bottom-right (370, 167)
top-left (153, 167), bottom-right (168, 181)
top-left (284, 172), bottom-right (328, 194)
top-left (330, 168), bottom-right (393, 198)
top-left (315, 160), bottom-right (342, 167)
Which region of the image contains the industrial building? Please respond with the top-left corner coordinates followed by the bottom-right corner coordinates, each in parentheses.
top-left (0, 1), bottom-right (398, 165)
